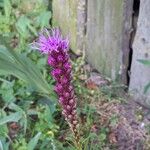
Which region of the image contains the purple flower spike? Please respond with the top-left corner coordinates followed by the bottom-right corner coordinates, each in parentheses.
top-left (31, 28), bottom-right (69, 54)
top-left (32, 28), bottom-right (80, 146)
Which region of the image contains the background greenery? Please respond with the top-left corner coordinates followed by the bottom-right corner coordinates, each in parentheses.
top-left (0, 0), bottom-right (60, 149)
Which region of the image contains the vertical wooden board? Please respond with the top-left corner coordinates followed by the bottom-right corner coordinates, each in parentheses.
top-left (52, 0), bottom-right (87, 53)
top-left (129, 0), bottom-right (150, 105)
top-left (53, 0), bottom-right (77, 50)
top-left (53, 0), bottom-right (133, 83)
top-left (76, 0), bottom-right (87, 52)
top-left (86, 0), bottom-right (132, 81)
top-left (121, 0), bottom-right (134, 84)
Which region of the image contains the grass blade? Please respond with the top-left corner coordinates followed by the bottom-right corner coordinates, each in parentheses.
top-left (0, 43), bottom-right (54, 96)
top-left (27, 132), bottom-right (41, 150)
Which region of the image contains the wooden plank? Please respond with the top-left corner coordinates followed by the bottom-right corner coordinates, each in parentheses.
top-left (129, 0), bottom-right (150, 105)
top-left (52, 0), bottom-right (86, 53)
top-left (86, 0), bottom-right (133, 82)
top-left (76, 0), bottom-right (87, 52)
top-left (121, 0), bottom-right (134, 84)
top-left (53, 0), bottom-right (133, 83)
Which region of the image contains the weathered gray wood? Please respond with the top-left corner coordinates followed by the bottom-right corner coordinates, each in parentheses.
top-left (52, 0), bottom-right (77, 51)
top-left (53, 0), bottom-right (134, 83)
top-left (76, 0), bottom-right (87, 52)
top-left (52, 0), bottom-right (86, 53)
top-left (129, 0), bottom-right (150, 105)
top-left (86, 0), bottom-right (133, 82)
top-left (121, 0), bottom-right (134, 84)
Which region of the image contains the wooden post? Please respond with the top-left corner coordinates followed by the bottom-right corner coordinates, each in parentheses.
top-left (129, 0), bottom-right (150, 105)
top-left (53, 0), bottom-right (134, 84)
top-left (86, 0), bottom-right (133, 82)
top-left (52, 0), bottom-right (87, 53)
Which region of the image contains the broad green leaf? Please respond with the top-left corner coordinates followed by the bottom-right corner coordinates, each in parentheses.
top-left (27, 132), bottom-right (41, 150)
top-left (0, 80), bottom-right (15, 103)
top-left (0, 112), bottom-right (22, 125)
top-left (16, 15), bottom-right (37, 38)
top-left (36, 11), bottom-right (51, 29)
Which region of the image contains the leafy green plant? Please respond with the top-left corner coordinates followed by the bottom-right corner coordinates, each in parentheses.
top-left (0, 1), bottom-right (60, 150)
top-left (34, 105), bottom-right (59, 137)
top-left (12, 132), bottom-right (41, 150)
top-left (0, 0), bottom-right (113, 149)
top-left (0, 44), bottom-right (53, 97)
top-left (27, 132), bottom-right (41, 150)
top-left (16, 15), bottom-right (37, 39)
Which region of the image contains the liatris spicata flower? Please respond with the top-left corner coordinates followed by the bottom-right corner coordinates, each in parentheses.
top-left (31, 28), bottom-right (81, 148)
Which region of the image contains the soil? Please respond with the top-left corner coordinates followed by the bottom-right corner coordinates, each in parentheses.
top-left (90, 93), bottom-right (150, 150)
top-left (84, 69), bottom-right (150, 150)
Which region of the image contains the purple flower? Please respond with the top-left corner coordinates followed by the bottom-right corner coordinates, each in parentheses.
top-left (32, 28), bottom-right (80, 146)
top-left (31, 28), bottom-right (69, 54)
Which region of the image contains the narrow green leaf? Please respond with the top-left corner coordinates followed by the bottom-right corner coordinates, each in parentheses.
top-left (27, 132), bottom-right (41, 150)
top-left (137, 59), bottom-right (150, 66)
top-left (137, 59), bottom-right (150, 93)
top-left (0, 43), bottom-right (54, 96)
top-left (4, 0), bottom-right (11, 18)
top-left (0, 139), bottom-right (9, 150)
top-left (8, 103), bottom-right (23, 112)
top-left (144, 82), bottom-right (150, 93)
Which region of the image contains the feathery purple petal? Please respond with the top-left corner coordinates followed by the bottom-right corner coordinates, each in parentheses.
top-left (31, 28), bottom-right (69, 54)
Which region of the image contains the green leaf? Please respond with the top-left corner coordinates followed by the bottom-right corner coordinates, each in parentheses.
top-left (0, 40), bottom-right (54, 97)
top-left (0, 110), bottom-right (8, 137)
top-left (99, 133), bottom-right (106, 142)
top-left (0, 139), bottom-right (9, 150)
top-left (0, 140), bottom-right (3, 150)
top-left (27, 132), bottom-right (41, 150)
top-left (137, 59), bottom-right (150, 66)
top-left (16, 15), bottom-right (37, 38)
top-left (0, 112), bottom-right (22, 125)
top-left (8, 103), bottom-right (23, 112)
top-left (0, 80), bottom-right (15, 103)
top-left (36, 11), bottom-right (51, 29)
top-left (144, 82), bottom-right (150, 93)
top-left (137, 59), bottom-right (150, 93)
top-left (7, 103), bottom-right (28, 134)
top-left (4, 0), bottom-right (11, 18)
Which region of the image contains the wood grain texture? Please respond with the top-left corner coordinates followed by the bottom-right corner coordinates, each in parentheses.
top-left (121, 0), bottom-right (134, 84)
top-left (129, 0), bottom-right (150, 105)
top-left (53, 0), bottom-right (77, 50)
top-left (53, 0), bottom-right (133, 83)
top-left (86, 0), bottom-right (133, 81)
top-left (52, 0), bottom-right (86, 53)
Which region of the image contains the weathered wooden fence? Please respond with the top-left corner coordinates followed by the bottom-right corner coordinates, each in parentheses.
top-left (129, 0), bottom-right (150, 105)
top-left (53, 0), bottom-right (150, 104)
